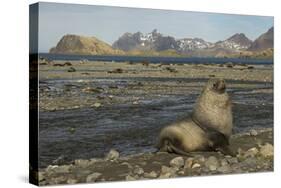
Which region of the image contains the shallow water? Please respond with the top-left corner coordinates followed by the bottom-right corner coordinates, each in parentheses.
top-left (38, 78), bottom-right (273, 168)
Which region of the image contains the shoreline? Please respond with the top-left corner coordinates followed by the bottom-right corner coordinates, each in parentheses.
top-left (36, 60), bottom-right (274, 185)
top-left (35, 128), bottom-right (273, 185)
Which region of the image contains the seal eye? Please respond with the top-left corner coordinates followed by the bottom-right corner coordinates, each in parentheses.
top-left (213, 83), bottom-right (217, 89)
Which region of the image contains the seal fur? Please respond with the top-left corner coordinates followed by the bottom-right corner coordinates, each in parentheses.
top-left (157, 78), bottom-right (233, 155)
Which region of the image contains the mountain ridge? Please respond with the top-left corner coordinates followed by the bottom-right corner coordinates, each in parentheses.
top-left (49, 27), bottom-right (273, 58)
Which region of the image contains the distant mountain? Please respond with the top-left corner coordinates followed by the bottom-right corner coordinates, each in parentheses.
top-left (112, 30), bottom-right (254, 55)
top-left (177, 38), bottom-right (214, 52)
top-left (49, 34), bottom-right (125, 55)
top-left (215, 33), bottom-right (252, 51)
top-left (248, 27), bottom-right (273, 51)
top-left (112, 29), bottom-right (178, 51)
top-left (50, 27), bottom-right (273, 58)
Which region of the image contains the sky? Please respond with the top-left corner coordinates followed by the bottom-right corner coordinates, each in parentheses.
top-left (35, 2), bottom-right (273, 53)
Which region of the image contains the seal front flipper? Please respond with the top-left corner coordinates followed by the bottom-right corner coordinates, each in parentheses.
top-left (205, 128), bottom-right (236, 156)
top-left (215, 146), bottom-right (236, 156)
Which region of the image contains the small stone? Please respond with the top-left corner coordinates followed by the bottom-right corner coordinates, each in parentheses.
top-left (144, 171), bottom-right (158, 178)
top-left (38, 171), bottom-right (45, 182)
top-left (74, 159), bottom-right (90, 168)
top-left (125, 175), bottom-right (136, 181)
top-left (133, 166), bottom-right (144, 175)
top-left (194, 155), bottom-right (205, 163)
top-left (205, 156), bottom-right (219, 171)
top-left (217, 164), bottom-right (231, 173)
top-left (220, 159), bottom-right (228, 166)
top-left (250, 129), bottom-right (258, 136)
top-left (67, 178), bottom-right (78, 184)
top-left (105, 149), bottom-right (119, 161)
top-left (121, 162), bottom-right (132, 169)
top-left (161, 165), bottom-right (177, 175)
top-left (260, 143), bottom-right (274, 157)
top-left (227, 157), bottom-right (238, 164)
top-left (242, 157), bottom-right (257, 166)
top-left (191, 163), bottom-right (201, 169)
top-left (169, 157), bottom-right (184, 169)
top-left (86, 172), bottom-right (102, 182)
top-left (159, 172), bottom-right (172, 179)
top-left (184, 157), bottom-right (194, 169)
top-left (49, 176), bottom-right (67, 184)
top-left (54, 165), bottom-right (71, 173)
top-left (46, 165), bottom-right (59, 173)
top-left (177, 170), bottom-right (185, 175)
top-left (209, 165), bottom-right (217, 171)
top-left (244, 147), bottom-right (259, 158)
top-left (93, 102), bottom-right (102, 108)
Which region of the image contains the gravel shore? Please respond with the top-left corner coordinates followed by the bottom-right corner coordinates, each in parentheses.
top-left (35, 128), bottom-right (273, 186)
top-left (35, 60), bottom-right (274, 185)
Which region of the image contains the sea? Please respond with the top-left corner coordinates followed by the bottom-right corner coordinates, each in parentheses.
top-left (38, 53), bottom-right (273, 65)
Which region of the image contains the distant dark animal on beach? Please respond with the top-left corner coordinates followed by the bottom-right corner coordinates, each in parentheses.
top-left (108, 68), bottom-right (124, 74)
top-left (158, 78), bottom-right (234, 156)
top-left (67, 67), bottom-right (76, 72)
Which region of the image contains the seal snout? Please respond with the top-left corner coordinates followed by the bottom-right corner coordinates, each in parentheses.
top-left (213, 79), bottom-right (226, 93)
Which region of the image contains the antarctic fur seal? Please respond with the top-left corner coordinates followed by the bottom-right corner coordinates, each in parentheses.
top-left (157, 78), bottom-right (233, 155)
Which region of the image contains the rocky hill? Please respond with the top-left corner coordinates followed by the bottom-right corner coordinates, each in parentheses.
top-left (248, 27), bottom-right (273, 51)
top-left (112, 29), bottom-right (256, 56)
top-left (177, 38), bottom-right (214, 52)
top-left (49, 34), bottom-right (125, 55)
top-left (49, 27), bottom-right (273, 58)
top-left (215, 33), bottom-right (252, 51)
top-left (112, 29), bottom-right (178, 52)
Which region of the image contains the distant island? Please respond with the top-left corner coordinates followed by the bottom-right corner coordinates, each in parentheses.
top-left (49, 27), bottom-right (273, 59)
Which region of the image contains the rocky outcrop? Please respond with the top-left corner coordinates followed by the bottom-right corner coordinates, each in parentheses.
top-left (248, 27), bottom-right (273, 51)
top-left (49, 34), bottom-right (125, 55)
top-left (215, 33), bottom-right (252, 50)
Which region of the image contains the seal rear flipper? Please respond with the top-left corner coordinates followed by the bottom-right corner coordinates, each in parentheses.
top-left (157, 138), bottom-right (193, 157)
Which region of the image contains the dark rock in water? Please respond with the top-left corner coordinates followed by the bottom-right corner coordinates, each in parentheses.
top-left (52, 155), bottom-right (67, 165)
top-left (93, 102), bottom-right (102, 108)
top-left (68, 67), bottom-right (76, 72)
